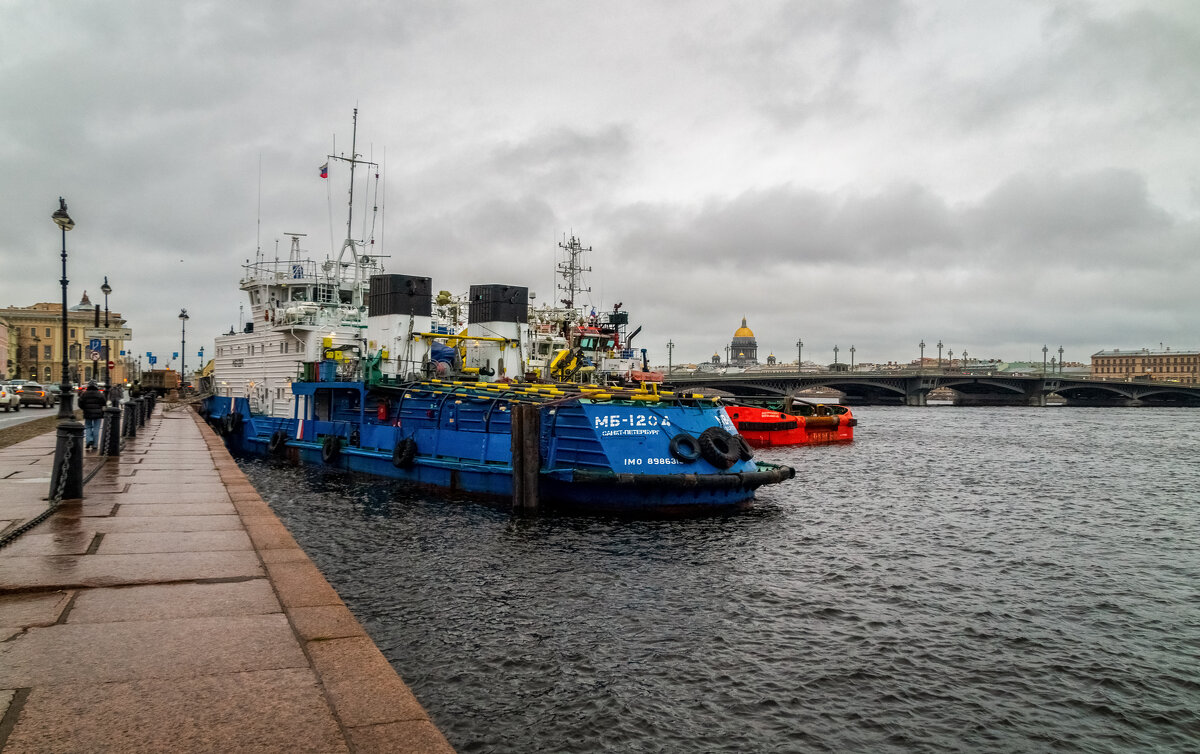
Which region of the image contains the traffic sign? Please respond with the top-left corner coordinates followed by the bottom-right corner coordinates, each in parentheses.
top-left (85, 327), bottom-right (133, 340)
top-left (149, 356), bottom-right (157, 365)
top-left (107, 360), bottom-right (115, 370)
top-left (90, 338), bottom-right (102, 351)
top-left (89, 350), bottom-right (101, 362)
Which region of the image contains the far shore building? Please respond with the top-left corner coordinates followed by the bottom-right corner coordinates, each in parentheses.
top-left (1091, 347), bottom-right (1200, 384)
top-left (0, 292), bottom-right (129, 385)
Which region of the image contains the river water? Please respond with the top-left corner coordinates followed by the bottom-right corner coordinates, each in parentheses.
top-left (242, 406), bottom-right (1200, 753)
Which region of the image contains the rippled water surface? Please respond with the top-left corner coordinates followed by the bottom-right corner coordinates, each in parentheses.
top-left (243, 407), bottom-right (1200, 753)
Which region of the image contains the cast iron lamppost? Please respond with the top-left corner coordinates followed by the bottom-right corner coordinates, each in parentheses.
top-left (666, 340), bottom-right (674, 375)
top-left (937, 340), bottom-right (943, 370)
top-left (101, 276), bottom-right (113, 402)
top-left (919, 339), bottom-right (925, 370)
top-left (1058, 345), bottom-right (1064, 375)
top-left (50, 197), bottom-right (83, 499)
top-left (179, 309), bottom-right (189, 392)
top-left (796, 339), bottom-right (803, 373)
top-left (963, 350), bottom-right (968, 368)
top-left (850, 345), bottom-right (856, 372)
top-left (948, 348), bottom-right (954, 369)
top-left (833, 345), bottom-right (839, 370)
top-left (1042, 345), bottom-right (1048, 375)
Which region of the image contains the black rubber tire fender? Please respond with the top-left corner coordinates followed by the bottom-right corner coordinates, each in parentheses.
top-left (321, 435), bottom-right (341, 464)
top-left (698, 426), bottom-right (740, 470)
top-left (734, 434), bottom-right (754, 461)
top-left (392, 437), bottom-right (417, 468)
top-left (268, 430), bottom-right (287, 455)
top-left (668, 432), bottom-right (701, 464)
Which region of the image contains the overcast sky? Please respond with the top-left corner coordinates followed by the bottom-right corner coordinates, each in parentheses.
top-left (3, 0), bottom-right (1198, 369)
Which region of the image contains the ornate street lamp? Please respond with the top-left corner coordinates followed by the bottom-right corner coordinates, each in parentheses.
top-left (850, 345), bottom-right (856, 372)
top-left (796, 339), bottom-right (803, 373)
top-left (179, 309), bottom-right (189, 391)
top-left (1042, 345), bottom-right (1048, 375)
top-left (919, 339), bottom-right (925, 370)
top-left (937, 340), bottom-right (943, 369)
top-left (101, 275), bottom-right (113, 403)
top-left (666, 340), bottom-right (674, 375)
top-left (833, 344), bottom-right (839, 369)
top-left (1058, 345), bottom-right (1064, 374)
top-left (50, 197), bottom-right (83, 500)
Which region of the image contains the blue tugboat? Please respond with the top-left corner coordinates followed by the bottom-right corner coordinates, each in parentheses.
top-left (202, 112), bottom-right (794, 511)
top-left (206, 372), bottom-right (794, 512)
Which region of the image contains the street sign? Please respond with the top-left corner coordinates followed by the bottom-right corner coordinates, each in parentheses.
top-left (107, 360), bottom-right (116, 370)
top-left (173, 352), bottom-right (179, 359)
top-left (85, 327), bottom-right (133, 340)
top-left (89, 350), bottom-right (101, 362)
top-left (149, 356), bottom-right (157, 365)
top-left (90, 338), bottom-right (102, 351)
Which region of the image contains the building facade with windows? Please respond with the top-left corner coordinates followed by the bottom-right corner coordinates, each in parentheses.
top-left (0, 292), bottom-right (129, 385)
top-left (1091, 348), bottom-right (1200, 383)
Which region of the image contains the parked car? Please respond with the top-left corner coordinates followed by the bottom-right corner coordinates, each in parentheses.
top-left (0, 385), bottom-right (21, 412)
top-left (17, 383), bottom-right (53, 408)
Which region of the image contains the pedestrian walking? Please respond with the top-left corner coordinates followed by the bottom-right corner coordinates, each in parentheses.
top-left (78, 381), bottom-right (106, 450)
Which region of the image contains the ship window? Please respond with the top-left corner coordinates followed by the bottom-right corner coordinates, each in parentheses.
top-left (292, 289), bottom-right (307, 302)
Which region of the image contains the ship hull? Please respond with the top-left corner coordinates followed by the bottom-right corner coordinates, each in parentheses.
top-left (204, 385), bottom-right (795, 512)
top-left (725, 404), bottom-right (855, 448)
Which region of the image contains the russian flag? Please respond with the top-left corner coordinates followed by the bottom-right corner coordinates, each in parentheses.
top-left (319, 162), bottom-right (328, 179)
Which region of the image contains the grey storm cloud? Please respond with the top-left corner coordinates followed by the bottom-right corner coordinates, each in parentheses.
top-left (2, 0), bottom-right (1198, 367)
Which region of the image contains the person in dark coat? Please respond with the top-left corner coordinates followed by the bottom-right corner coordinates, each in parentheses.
top-left (78, 381), bottom-right (107, 450)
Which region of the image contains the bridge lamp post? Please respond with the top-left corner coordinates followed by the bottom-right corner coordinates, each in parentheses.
top-left (1042, 345), bottom-right (1048, 375)
top-left (833, 345), bottom-right (839, 370)
top-left (724, 345), bottom-right (730, 369)
top-left (850, 345), bottom-right (855, 372)
top-left (963, 350), bottom-right (968, 368)
top-left (1058, 345), bottom-right (1064, 374)
top-left (919, 340), bottom-right (925, 370)
top-left (666, 340), bottom-right (674, 375)
top-left (948, 349), bottom-right (954, 369)
top-left (796, 339), bottom-right (803, 373)
top-left (937, 340), bottom-right (943, 370)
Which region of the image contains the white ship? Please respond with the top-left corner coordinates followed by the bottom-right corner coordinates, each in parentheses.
top-left (211, 110), bottom-right (383, 417)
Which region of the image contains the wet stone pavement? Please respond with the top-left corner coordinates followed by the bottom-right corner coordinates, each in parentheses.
top-left (0, 405), bottom-right (453, 753)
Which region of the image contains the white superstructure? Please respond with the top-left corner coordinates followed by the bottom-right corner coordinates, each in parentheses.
top-left (212, 232), bottom-right (377, 416)
top-left (212, 109), bottom-right (382, 417)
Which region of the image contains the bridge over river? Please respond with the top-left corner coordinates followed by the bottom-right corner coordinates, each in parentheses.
top-left (663, 370), bottom-right (1200, 407)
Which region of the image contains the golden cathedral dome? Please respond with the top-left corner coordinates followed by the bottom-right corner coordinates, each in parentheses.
top-left (733, 316), bottom-right (755, 338)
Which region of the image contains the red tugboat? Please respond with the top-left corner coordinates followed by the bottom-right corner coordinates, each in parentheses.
top-left (725, 398), bottom-right (855, 448)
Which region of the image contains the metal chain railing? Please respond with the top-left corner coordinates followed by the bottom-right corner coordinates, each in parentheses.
top-left (0, 434), bottom-right (73, 550)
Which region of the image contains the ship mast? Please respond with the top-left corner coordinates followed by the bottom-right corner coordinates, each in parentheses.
top-left (556, 235), bottom-right (592, 312)
top-left (329, 108), bottom-right (379, 307)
